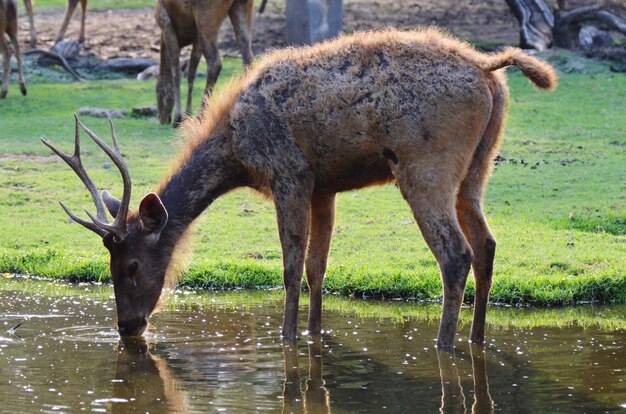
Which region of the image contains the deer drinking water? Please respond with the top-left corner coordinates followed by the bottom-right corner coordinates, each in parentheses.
top-left (44, 29), bottom-right (557, 348)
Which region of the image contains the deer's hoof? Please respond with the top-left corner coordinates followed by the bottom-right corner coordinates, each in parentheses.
top-left (20, 84), bottom-right (27, 96)
top-left (0, 90), bottom-right (6, 99)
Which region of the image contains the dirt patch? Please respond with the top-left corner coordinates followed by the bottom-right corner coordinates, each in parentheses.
top-left (18, 1), bottom-right (626, 63)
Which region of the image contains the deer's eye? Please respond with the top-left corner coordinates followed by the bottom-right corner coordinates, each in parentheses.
top-left (127, 261), bottom-right (139, 275)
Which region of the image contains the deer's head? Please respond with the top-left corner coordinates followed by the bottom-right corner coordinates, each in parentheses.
top-left (43, 117), bottom-right (170, 337)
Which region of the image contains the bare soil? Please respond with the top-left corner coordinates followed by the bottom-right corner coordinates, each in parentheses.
top-left (18, 0), bottom-right (626, 62)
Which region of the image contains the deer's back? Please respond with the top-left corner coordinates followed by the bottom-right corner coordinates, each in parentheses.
top-left (228, 29), bottom-right (498, 193)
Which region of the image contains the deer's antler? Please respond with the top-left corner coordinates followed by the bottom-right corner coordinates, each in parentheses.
top-left (41, 115), bottom-right (132, 241)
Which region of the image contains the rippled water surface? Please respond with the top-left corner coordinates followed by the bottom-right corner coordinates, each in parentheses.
top-left (1, 278), bottom-right (626, 413)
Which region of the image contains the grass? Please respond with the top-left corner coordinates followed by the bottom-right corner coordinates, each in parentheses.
top-left (0, 54), bottom-right (624, 306)
top-left (18, 0), bottom-right (155, 13)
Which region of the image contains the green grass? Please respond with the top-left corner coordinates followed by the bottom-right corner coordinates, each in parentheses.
top-left (18, 0), bottom-right (154, 13)
top-left (0, 57), bottom-right (624, 306)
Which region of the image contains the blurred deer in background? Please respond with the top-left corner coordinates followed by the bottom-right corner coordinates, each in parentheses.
top-left (1, 0), bottom-right (27, 98)
top-left (156, 0), bottom-right (263, 126)
top-left (21, 0), bottom-right (88, 47)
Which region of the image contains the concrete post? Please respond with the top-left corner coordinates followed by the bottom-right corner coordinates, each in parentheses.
top-left (286, 0), bottom-right (343, 45)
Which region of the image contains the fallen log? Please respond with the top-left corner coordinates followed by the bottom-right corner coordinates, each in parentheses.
top-left (554, 5), bottom-right (626, 49)
top-left (24, 49), bottom-right (82, 81)
top-left (506, 0), bottom-right (626, 52)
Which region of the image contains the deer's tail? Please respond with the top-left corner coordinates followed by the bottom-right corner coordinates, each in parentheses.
top-left (482, 48), bottom-right (558, 91)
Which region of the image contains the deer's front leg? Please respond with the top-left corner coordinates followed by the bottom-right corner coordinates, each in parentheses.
top-left (305, 193), bottom-right (335, 334)
top-left (274, 183), bottom-right (312, 339)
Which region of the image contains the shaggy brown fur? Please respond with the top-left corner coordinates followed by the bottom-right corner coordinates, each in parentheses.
top-left (0, 0), bottom-right (26, 98)
top-left (51, 28), bottom-right (556, 348)
top-left (164, 28), bottom-right (556, 348)
top-left (156, 0), bottom-right (256, 127)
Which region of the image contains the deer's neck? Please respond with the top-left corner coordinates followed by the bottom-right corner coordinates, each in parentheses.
top-left (157, 132), bottom-right (247, 239)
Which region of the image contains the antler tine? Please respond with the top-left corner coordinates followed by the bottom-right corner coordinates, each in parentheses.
top-left (84, 210), bottom-right (125, 241)
top-left (41, 117), bottom-right (112, 238)
top-left (108, 116), bottom-right (121, 153)
top-left (77, 117), bottom-right (132, 240)
top-left (106, 117), bottom-right (131, 226)
top-left (59, 202), bottom-right (108, 238)
top-left (71, 114), bottom-right (109, 222)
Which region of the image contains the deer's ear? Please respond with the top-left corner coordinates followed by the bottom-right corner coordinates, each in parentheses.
top-left (139, 193), bottom-right (168, 236)
top-left (102, 190), bottom-right (122, 218)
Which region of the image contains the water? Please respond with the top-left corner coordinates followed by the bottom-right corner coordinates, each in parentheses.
top-left (1, 278), bottom-right (626, 413)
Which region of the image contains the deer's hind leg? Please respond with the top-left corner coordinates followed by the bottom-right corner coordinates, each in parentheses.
top-left (457, 77), bottom-right (507, 344)
top-left (397, 171), bottom-right (473, 349)
top-left (390, 133), bottom-right (477, 348)
top-left (305, 193), bottom-right (336, 334)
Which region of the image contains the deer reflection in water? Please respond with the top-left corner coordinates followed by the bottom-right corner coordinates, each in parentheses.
top-left (282, 337), bottom-right (330, 414)
top-left (112, 338), bottom-right (189, 414)
top-left (437, 345), bottom-right (494, 414)
top-left (110, 336), bottom-right (491, 413)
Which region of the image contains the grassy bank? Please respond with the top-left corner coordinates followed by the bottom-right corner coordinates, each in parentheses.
top-left (0, 56), bottom-right (624, 305)
top-left (4, 276), bottom-right (626, 331)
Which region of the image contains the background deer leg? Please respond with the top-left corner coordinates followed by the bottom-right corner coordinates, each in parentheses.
top-left (0, 39), bottom-right (11, 98)
top-left (228, 0), bottom-right (254, 67)
top-left (7, 21), bottom-right (27, 95)
top-left (305, 192), bottom-right (335, 334)
top-left (156, 34), bottom-right (174, 124)
top-left (78, 0), bottom-right (87, 43)
top-left (197, 37), bottom-right (221, 99)
top-left (193, 6), bottom-right (223, 99)
top-left (158, 24), bottom-right (181, 126)
top-left (155, 3), bottom-right (178, 125)
top-left (396, 167), bottom-right (473, 349)
top-left (185, 41), bottom-right (202, 116)
top-left (55, 0), bottom-right (79, 43)
top-left (23, 0), bottom-right (36, 48)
